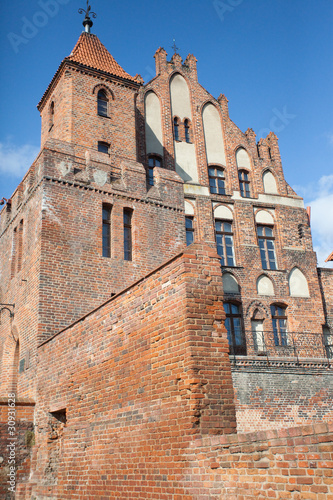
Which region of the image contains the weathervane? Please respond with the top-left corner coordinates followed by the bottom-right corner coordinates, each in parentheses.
top-left (79, 0), bottom-right (97, 33)
top-left (171, 38), bottom-right (179, 55)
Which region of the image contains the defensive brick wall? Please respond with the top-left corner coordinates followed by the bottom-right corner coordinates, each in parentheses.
top-left (31, 242), bottom-right (236, 498)
top-left (183, 421), bottom-right (333, 499)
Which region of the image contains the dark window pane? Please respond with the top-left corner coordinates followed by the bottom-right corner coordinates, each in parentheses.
top-left (102, 204), bottom-right (111, 258)
top-left (98, 142), bottom-right (109, 154)
top-left (124, 210), bottom-right (132, 261)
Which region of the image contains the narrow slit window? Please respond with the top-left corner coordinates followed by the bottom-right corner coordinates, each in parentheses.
top-left (124, 209), bottom-right (133, 261)
top-left (184, 119), bottom-right (191, 143)
top-left (185, 216), bottom-right (194, 246)
top-left (97, 90), bottom-right (108, 117)
top-left (102, 204), bottom-right (112, 258)
top-left (174, 117), bottom-right (180, 141)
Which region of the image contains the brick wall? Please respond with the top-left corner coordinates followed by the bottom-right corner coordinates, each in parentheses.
top-left (30, 243), bottom-right (235, 498)
top-left (318, 268), bottom-right (333, 330)
top-left (0, 400), bottom-right (34, 500)
top-left (183, 421), bottom-right (333, 499)
top-left (232, 364), bottom-right (333, 433)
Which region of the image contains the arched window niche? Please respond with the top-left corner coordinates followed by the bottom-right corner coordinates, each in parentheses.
top-left (257, 275), bottom-right (274, 296)
top-left (289, 268), bottom-right (310, 297)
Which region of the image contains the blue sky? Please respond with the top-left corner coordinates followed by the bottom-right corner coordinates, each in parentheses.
top-left (0, 0), bottom-right (332, 265)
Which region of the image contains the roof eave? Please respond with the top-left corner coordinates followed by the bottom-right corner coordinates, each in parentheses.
top-left (37, 59), bottom-right (141, 112)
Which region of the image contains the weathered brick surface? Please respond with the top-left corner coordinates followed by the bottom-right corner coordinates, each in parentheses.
top-left (232, 366), bottom-right (333, 432)
top-left (183, 422), bottom-right (333, 499)
top-left (0, 400), bottom-right (34, 500)
top-left (31, 243), bottom-right (236, 498)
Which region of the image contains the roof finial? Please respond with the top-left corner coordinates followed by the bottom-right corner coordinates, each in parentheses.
top-left (79, 0), bottom-right (97, 33)
top-left (171, 38), bottom-right (180, 55)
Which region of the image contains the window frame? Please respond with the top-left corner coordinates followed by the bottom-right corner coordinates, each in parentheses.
top-left (185, 216), bottom-right (194, 246)
top-left (147, 155), bottom-right (162, 186)
top-left (98, 141), bottom-right (110, 154)
top-left (123, 208), bottom-right (133, 261)
top-left (97, 89), bottom-right (108, 117)
top-left (257, 224), bottom-right (277, 270)
top-left (270, 304), bottom-right (288, 346)
top-left (223, 301), bottom-right (246, 355)
top-left (215, 219), bottom-right (235, 267)
top-left (238, 169), bottom-right (251, 198)
top-left (208, 166), bottom-right (226, 195)
top-left (102, 204), bottom-right (112, 258)
top-left (173, 117), bottom-right (180, 141)
top-left (184, 119), bottom-right (191, 143)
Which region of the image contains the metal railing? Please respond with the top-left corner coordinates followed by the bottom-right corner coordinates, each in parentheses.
top-left (228, 329), bottom-right (333, 365)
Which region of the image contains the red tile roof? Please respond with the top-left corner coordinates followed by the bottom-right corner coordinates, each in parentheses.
top-left (66, 32), bottom-right (136, 82)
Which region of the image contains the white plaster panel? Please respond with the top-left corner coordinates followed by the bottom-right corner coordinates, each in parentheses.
top-left (255, 210), bottom-right (274, 225)
top-left (184, 200), bottom-right (195, 215)
top-left (145, 92), bottom-right (163, 157)
top-left (236, 148), bottom-right (251, 170)
top-left (263, 170), bottom-right (278, 194)
top-left (184, 184), bottom-right (210, 196)
top-left (170, 74), bottom-right (192, 121)
top-left (257, 193), bottom-right (304, 208)
top-left (223, 273), bottom-right (240, 293)
top-left (174, 142), bottom-right (198, 183)
top-left (289, 268), bottom-right (310, 297)
top-left (257, 275), bottom-right (274, 296)
top-left (202, 103), bottom-right (226, 165)
top-left (214, 205), bottom-right (233, 220)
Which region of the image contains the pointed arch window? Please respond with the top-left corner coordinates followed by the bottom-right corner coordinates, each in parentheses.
top-left (173, 117), bottom-right (180, 141)
top-left (97, 89), bottom-right (108, 117)
top-left (238, 170), bottom-right (251, 198)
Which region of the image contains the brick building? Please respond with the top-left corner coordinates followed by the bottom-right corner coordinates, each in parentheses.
top-left (0, 15), bottom-right (332, 499)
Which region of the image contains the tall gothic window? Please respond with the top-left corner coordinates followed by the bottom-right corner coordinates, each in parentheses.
top-left (223, 302), bottom-right (246, 355)
top-left (238, 170), bottom-right (251, 198)
top-left (215, 220), bottom-right (235, 266)
top-left (97, 89), bottom-right (108, 117)
top-left (173, 117), bottom-right (180, 141)
top-left (257, 225), bottom-right (277, 270)
top-left (184, 119), bottom-right (191, 143)
top-left (124, 209), bottom-right (133, 261)
top-left (102, 205), bottom-right (112, 258)
top-left (185, 216), bottom-right (194, 246)
top-left (271, 304), bottom-right (288, 346)
top-left (209, 166), bottom-right (226, 195)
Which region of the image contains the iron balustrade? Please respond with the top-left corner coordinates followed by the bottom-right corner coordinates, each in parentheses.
top-left (227, 329), bottom-right (333, 365)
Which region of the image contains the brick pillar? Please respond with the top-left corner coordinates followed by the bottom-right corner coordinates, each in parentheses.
top-left (180, 242), bottom-right (237, 435)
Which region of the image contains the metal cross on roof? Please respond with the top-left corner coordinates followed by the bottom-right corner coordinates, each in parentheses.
top-left (79, 0), bottom-right (97, 33)
top-left (171, 38), bottom-right (180, 55)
